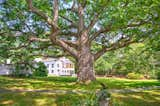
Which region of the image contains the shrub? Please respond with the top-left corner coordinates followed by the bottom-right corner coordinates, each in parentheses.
top-left (11, 64), bottom-right (32, 77)
top-left (127, 72), bottom-right (144, 79)
top-left (33, 62), bottom-right (48, 77)
top-left (157, 71), bottom-right (160, 80)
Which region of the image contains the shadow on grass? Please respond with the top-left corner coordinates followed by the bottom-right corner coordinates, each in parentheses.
top-left (0, 76), bottom-right (99, 90)
top-left (0, 76), bottom-right (160, 91)
top-left (112, 90), bottom-right (160, 106)
top-left (0, 88), bottom-right (86, 106)
top-left (98, 78), bottom-right (160, 89)
top-left (0, 88), bottom-right (160, 106)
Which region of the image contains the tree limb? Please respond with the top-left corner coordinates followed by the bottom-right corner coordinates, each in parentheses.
top-left (29, 36), bottom-right (50, 42)
top-left (78, 2), bottom-right (85, 32)
top-left (66, 1), bottom-right (78, 13)
top-left (90, 20), bottom-right (149, 42)
top-left (86, 4), bottom-right (108, 33)
top-left (8, 40), bottom-right (32, 50)
top-left (59, 15), bottom-right (78, 28)
top-left (90, 26), bottom-right (111, 42)
top-left (25, 0), bottom-right (58, 28)
top-left (61, 39), bottom-right (78, 49)
top-left (61, 31), bottom-right (77, 37)
top-left (53, 0), bottom-right (59, 24)
top-left (50, 33), bottom-right (78, 58)
top-left (94, 39), bottom-right (137, 60)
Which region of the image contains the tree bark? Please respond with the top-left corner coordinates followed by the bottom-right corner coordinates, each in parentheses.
top-left (77, 46), bottom-right (96, 82)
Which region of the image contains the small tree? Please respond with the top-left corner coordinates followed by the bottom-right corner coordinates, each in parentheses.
top-left (33, 62), bottom-right (48, 77)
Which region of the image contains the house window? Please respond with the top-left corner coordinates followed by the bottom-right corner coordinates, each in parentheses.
top-left (47, 64), bottom-right (49, 68)
top-left (52, 64), bottom-right (54, 68)
top-left (57, 69), bottom-right (60, 72)
top-left (57, 64), bottom-right (59, 67)
top-left (52, 70), bottom-right (54, 73)
top-left (66, 63), bottom-right (69, 68)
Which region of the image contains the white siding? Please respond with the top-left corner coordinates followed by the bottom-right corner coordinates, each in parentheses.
top-left (0, 65), bottom-right (12, 75)
top-left (41, 57), bottom-right (75, 76)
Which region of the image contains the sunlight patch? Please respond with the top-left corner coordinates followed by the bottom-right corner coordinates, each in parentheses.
top-left (1, 100), bottom-right (14, 105)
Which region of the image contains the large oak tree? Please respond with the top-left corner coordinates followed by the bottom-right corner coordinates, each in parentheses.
top-left (0, 0), bottom-right (159, 82)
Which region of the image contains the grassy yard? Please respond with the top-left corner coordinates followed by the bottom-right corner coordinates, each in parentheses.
top-left (0, 76), bottom-right (160, 106)
top-left (0, 76), bottom-right (160, 90)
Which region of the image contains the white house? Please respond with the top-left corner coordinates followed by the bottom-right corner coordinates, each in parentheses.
top-left (0, 64), bottom-right (32, 76)
top-left (35, 57), bottom-right (75, 76)
top-left (0, 59), bottom-right (13, 75)
top-left (0, 64), bottom-right (12, 75)
top-left (0, 57), bottom-right (75, 76)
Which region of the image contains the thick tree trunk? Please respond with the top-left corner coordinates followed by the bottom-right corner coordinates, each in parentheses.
top-left (77, 46), bottom-right (96, 82)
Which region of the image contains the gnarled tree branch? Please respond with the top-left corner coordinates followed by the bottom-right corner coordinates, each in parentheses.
top-left (90, 20), bottom-right (149, 42)
top-left (25, 0), bottom-right (58, 29)
top-left (50, 33), bottom-right (78, 58)
top-left (94, 39), bottom-right (137, 60)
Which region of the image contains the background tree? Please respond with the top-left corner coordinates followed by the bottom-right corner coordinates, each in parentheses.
top-left (33, 62), bottom-right (48, 77)
top-left (94, 40), bottom-right (160, 79)
top-left (0, 0), bottom-right (159, 82)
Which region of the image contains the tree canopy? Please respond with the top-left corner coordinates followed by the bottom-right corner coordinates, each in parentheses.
top-left (0, 0), bottom-right (159, 82)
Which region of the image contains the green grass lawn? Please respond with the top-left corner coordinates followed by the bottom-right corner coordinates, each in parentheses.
top-left (0, 76), bottom-right (160, 90)
top-left (0, 76), bottom-right (160, 106)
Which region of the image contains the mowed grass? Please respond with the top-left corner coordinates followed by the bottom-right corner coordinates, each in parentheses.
top-left (0, 92), bottom-right (85, 106)
top-left (0, 76), bottom-right (160, 106)
top-left (0, 76), bottom-right (160, 90)
top-left (0, 90), bottom-right (160, 106)
top-left (112, 90), bottom-right (160, 106)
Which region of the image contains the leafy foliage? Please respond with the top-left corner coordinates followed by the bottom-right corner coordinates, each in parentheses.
top-left (157, 71), bottom-right (160, 80)
top-left (0, 0), bottom-right (159, 81)
top-left (126, 73), bottom-right (144, 79)
top-left (11, 63), bottom-right (32, 77)
top-left (33, 62), bottom-right (48, 77)
top-left (95, 40), bottom-right (160, 78)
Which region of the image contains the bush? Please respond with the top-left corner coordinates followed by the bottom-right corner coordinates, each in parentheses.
top-left (11, 64), bottom-right (32, 78)
top-left (157, 71), bottom-right (160, 80)
top-left (127, 72), bottom-right (144, 79)
top-left (33, 62), bottom-right (48, 77)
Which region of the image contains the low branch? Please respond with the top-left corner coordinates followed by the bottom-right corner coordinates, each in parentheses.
top-left (94, 39), bottom-right (137, 60)
top-left (90, 20), bottom-right (149, 42)
top-left (8, 41), bottom-right (32, 50)
top-left (62, 40), bottom-right (78, 49)
top-left (50, 34), bottom-right (78, 58)
top-left (0, 31), bottom-right (7, 35)
top-left (7, 38), bottom-right (52, 51)
top-left (29, 36), bottom-right (50, 42)
top-left (28, 54), bottom-right (70, 58)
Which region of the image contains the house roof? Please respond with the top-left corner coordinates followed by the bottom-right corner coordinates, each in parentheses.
top-left (35, 57), bottom-right (73, 64)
